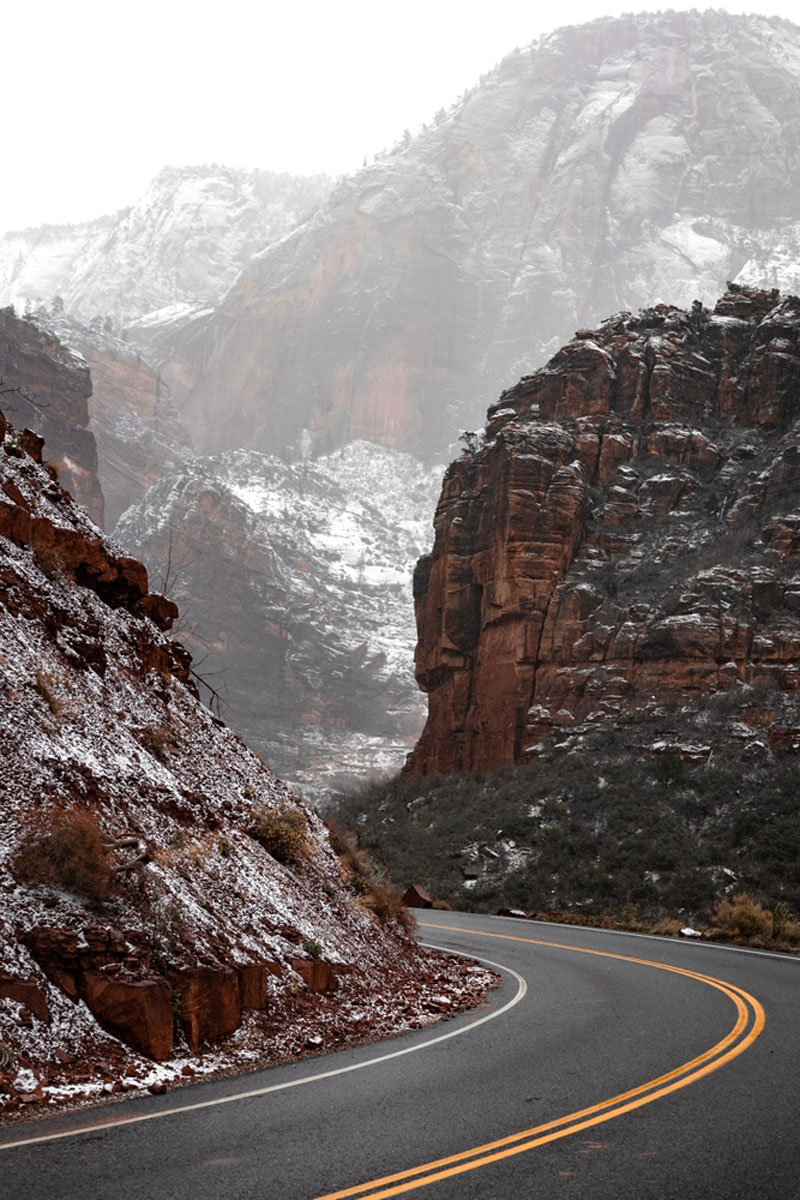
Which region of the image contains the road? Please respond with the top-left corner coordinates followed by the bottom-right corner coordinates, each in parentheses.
top-left (1, 910), bottom-right (798, 1199)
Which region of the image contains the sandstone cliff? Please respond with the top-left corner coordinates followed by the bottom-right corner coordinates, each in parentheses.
top-left (407, 285), bottom-right (800, 776)
top-left (166, 11), bottom-right (800, 459)
top-left (0, 308), bottom-right (103, 525)
top-left (0, 413), bottom-right (493, 1114)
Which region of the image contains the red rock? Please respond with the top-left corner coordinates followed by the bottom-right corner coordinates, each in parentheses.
top-left (170, 968), bottom-right (242, 1052)
top-left (290, 958), bottom-right (337, 994)
top-left (238, 963), bottom-right (269, 1009)
top-left (80, 971), bottom-right (173, 1061)
top-left (0, 975), bottom-right (50, 1022)
top-left (402, 885), bottom-right (433, 909)
top-left (408, 287), bottom-right (800, 775)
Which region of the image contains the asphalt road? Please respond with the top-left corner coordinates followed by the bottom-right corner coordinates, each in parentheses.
top-left (2, 910), bottom-right (798, 1199)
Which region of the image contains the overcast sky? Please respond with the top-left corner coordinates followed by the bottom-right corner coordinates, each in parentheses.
top-left (4, 1), bottom-right (799, 236)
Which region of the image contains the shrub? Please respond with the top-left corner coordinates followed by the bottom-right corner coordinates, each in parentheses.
top-left (253, 803), bottom-right (308, 864)
top-left (302, 939), bottom-right (321, 959)
top-left (137, 725), bottom-right (178, 762)
top-left (14, 808), bottom-right (111, 904)
top-left (360, 884), bottom-right (417, 934)
top-left (432, 899), bottom-right (453, 911)
top-left (712, 892), bottom-right (773, 940)
top-left (325, 819), bottom-right (376, 892)
top-left (35, 669), bottom-right (63, 717)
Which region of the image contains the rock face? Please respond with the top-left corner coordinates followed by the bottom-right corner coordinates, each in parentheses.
top-left (115, 442), bottom-right (442, 793)
top-left (78, 336), bottom-right (192, 529)
top-left (0, 165), bottom-right (332, 330)
top-left (0, 308), bottom-right (104, 524)
top-left (167, 11), bottom-right (800, 460)
top-left (0, 410), bottom-right (495, 1107)
top-left (407, 285), bottom-right (800, 775)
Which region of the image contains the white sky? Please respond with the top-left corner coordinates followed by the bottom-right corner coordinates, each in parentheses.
top-left (4, 1), bottom-right (799, 235)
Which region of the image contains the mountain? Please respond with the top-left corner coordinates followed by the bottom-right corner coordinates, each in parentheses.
top-left (0, 165), bottom-right (332, 330)
top-left (0, 411), bottom-right (494, 1114)
top-left (163, 10), bottom-right (800, 462)
top-left (115, 441), bottom-right (442, 793)
top-left (407, 284), bottom-right (800, 776)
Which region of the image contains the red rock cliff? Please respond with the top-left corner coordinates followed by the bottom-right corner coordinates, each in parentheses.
top-left (407, 286), bottom-right (800, 775)
top-left (0, 308), bottom-right (104, 525)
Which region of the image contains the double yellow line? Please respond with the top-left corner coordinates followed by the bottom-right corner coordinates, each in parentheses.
top-left (314, 924), bottom-right (765, 1200)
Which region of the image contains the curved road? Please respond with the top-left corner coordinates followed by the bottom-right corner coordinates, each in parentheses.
top-left (2, 911), bottom-right (798, 1199)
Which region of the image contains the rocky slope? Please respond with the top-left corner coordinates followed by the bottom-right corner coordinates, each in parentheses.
top-left (116, 442), bottom-right (442, 793)
top-left (0, 165), bottom-right (332, 331)
top-left (0, 413), bottom-right (494, 1116)
top-left (407, 285), bottom-right (800, 776)
top-left (166, 11), bottom-right (800, 460)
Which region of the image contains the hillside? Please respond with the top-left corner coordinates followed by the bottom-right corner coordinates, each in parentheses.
top-left (0, 413), bottom-right (494, 1117)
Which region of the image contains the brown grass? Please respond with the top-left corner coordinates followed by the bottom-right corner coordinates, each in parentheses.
top-left (35, 669), bottom-right (64, 717)
top-left (14, 808), bottom-right (111, 904)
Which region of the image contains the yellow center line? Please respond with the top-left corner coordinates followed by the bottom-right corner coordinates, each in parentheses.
top-left (313, 922), bottom-right (765, 1200)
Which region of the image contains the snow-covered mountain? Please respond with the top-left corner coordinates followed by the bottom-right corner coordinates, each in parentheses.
top-left (116, 441), bottom-right (443, 794)
top-left (0, 165), bottom-right (332, 329)
top-left (161, 11), bottom-right (800, 461)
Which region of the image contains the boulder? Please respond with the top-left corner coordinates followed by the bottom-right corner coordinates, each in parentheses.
top-left (79, 971), bottom-right (173, 1060)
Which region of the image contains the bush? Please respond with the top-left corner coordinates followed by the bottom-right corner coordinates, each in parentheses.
top-left (253, 803), bottom-right (308, 864)
top-left (360, 883), bottom-right (416, 934)
top-left (35, 669), bottom-right (63, 717)
top-left (712, 892), bottom-right (773, 940)
top-left (325, 820), bottom-right (376, 892)
top-left (137, 725), bottom-right (178, 762)
top-left (14, 808), bottom-right (111, 904)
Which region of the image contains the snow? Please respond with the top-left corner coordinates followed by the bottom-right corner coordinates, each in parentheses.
top-left (115, 440), bottom-right (444, 795)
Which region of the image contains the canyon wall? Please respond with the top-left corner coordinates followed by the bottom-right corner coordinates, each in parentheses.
top-left (407, 286), bottom-right (800, 775)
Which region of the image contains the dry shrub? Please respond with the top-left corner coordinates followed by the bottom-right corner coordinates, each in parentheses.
top-left (137, 725), bottom-right (178, 762)
top-left (432, 899), bottom-right (453, 911)
top-left (779, 920), bottom-right (800, 946)
top-left (325, 820), bottom-right (375, 891)
top-left (253, 803), bottom-right (308, 864)
top-left (35, 669), bottom-right (63, 717)
top-left (713, 892), bottom-right (773, 940)
top-left (650, 918), bottom-right (684, 937)
top-left (14, 808), bottom-right (111, 904)
top-left (360, 883), bottom-right (416, 934)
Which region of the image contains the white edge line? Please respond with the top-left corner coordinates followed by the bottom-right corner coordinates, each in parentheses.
top-left (0, 944), bottom-right (526, 1153)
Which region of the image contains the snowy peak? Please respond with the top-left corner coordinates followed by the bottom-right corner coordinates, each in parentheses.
top-left (0, 164), bottom-right (332, 329)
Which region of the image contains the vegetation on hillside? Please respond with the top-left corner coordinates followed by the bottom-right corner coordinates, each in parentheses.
top-left (327, 721), bottom-right (800, 936)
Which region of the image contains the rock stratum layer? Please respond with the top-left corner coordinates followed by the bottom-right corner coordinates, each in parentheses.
top-left (408, 285), bottom-right (800, 776)
top-left (166, 10), bottom-right (800, 459)
top-left (0, 412), bottom-right (494, 1114)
